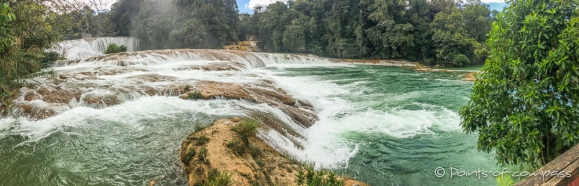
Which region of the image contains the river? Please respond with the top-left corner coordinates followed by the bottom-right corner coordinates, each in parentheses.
top-left (0, 38), bottom-right (505, 186)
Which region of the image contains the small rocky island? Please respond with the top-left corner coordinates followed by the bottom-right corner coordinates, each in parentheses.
top-left (178, 117), bottom-right (367, 186)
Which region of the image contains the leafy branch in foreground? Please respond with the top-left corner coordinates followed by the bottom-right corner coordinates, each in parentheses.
top-left (460, 0), bottom-right (579, 167)
top-left (0, 2), bottom-right (60, 106)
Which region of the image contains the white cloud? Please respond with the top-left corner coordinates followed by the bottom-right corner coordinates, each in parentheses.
top-left (480, 0), bottom-right (505, 3)
top-left (246, 0), bottom-right (289, 10)
top-left (61, 0), bottom-right (116, 10)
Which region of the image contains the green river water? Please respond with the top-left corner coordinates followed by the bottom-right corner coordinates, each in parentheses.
top-left (0, 63), bottom-right (515, 186)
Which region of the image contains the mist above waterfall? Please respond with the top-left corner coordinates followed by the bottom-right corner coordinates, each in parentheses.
top-left (109, 0), bottom-right (240, 50)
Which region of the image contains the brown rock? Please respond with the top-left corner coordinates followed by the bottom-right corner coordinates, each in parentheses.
top-left (180, 81), bottom-right (317, 127)
top-left (180, 118), bottom-right (367, 186)
top-left (24, 92), bottom-right (40, 101)
top-left (43, 89), bottom-right (80, 104)
top-left (345, 180), bottom-right (369, 186)
top-left (132, 74), bottom-right (176, 83)
top-left (20, 104), bottom-right (32, 115)
top-left (231, 117), bottom-right (242, 122)
top-left (462, 72), bottom-right (477, 81)
top-left (37, 87), bottom-right (54, 96)
top-left (83, 94), bottom-right (121, 106)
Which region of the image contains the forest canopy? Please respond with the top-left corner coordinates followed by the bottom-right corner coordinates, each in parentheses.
top-left (108, 0), bottom-right (496, 66)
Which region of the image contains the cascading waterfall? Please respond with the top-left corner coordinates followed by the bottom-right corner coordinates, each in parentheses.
top-left (0, 37), bottom-right (500, 186)
top-left (48, 37), bottom-right (139, 60)
top-left (52, 49), bottom-right (333, 69)
top-left (4, 38), bottom-right (336, 167)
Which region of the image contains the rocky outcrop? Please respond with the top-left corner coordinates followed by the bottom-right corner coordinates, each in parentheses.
top-left (334, 59), bottom-right (418, 67)
top-left (462, 72), bottom-right (477, 81)
top-left (413, 65), bottom-right (457, 72)
top-left (414, 65), bottom-right (480, 82)
top-left (178, 81), bottom-right (317, 128)
top-left (179, 118), bottom-right (366, 186)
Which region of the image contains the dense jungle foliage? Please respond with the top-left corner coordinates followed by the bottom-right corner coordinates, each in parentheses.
top-left (1, 1), bottom-right (59, 106)
top-left (109, 0), bottom-right (496, 66)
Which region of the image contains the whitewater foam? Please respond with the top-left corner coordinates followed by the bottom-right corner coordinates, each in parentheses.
top-left (49, 37), bottom-right (139, 60)
top-left (253, 66), bottom-right (466, 169)
top-left (2, 38), bottom-right (468, 172)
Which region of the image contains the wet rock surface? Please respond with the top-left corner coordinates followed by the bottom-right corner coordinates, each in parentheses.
top-left (4, 50), bottom-right (319, 122)
top-left (179, 81), bottom-right (317, 128)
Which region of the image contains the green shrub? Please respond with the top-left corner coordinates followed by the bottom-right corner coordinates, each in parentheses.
top-left (232, 118), bottom-right (260, 139)
top-left (496, 173), bottom-right (515, 186)
top-left (119, 45), bottom-right (128, 52)
top-left (182, 147), bottom-right (196, 164)
top-left (40, 51), bottom-right (59, 68)
top-left (249, 145), bottom-right (262, 159)
top-left (188, 91), bottom-right (202, 100)
top-left (196, 135), bottom-right (210, 145)
top-left (104, 43), bottom-right (128, 54)
top-left (225, 140), bottom-right (245, 156)
top-left (198, 146), bottom-right (208, 163)
top-left (256, 159), bottom-right (265, 167)
top-left (297, 167), bottom-right (345, 186)
top-left (184, 84), bottom-right (191, 91)
top-left (451, 54), bottom-right (471, 67)
top-left (194, 122), bottom-right (203, 132)
top-left (207, 169), bottom-right (234, 186)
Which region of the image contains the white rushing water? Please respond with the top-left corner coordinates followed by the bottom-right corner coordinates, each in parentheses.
top-left (1, 37), bottom-right (468, 176)
top-left (253, 65), bottom-right (465, 169)
top-left (48, 37), bottom-right (139, 59)
top-left (3, 38), bottom-right (338, 166)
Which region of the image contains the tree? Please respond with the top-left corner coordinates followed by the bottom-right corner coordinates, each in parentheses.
top-left (462, 0), bottom-right (492, 43)
top-left (0, 1), bottom-right (61, 105)
top-left (460, 0), bottom-right (579, 167)
top-left (0, 3), bottom-right (16, 53)
top-left (105, 0), bottom-right (492, 65)
top-left (109, 0), bottom-right (141, 36)
top-left (431, 7), bottom-right (474, 66)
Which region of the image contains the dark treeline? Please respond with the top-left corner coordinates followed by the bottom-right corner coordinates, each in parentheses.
top-left (109, 0), bottom-right (496, 66)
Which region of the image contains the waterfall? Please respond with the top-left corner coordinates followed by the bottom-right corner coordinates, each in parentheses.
top-left (48, 37), bottom-right (139, 60)
top-left (8, 38), bottom-right (338, 163)
top-left (51, 49), bottom-right (333, 69)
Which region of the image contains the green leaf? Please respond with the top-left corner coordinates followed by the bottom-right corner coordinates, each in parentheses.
top-left (0, 3), bottom-right (8, 15)
top-left (537, 44), bottom-right (545, 49)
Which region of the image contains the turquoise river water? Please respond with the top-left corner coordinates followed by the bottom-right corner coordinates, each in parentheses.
top-left (0, 49), bottom-right (514, 186)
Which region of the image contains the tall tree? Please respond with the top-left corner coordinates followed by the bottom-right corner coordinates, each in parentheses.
top-left (460, 0), bottom-right (579, 167)
top-left (0, 1), bottom-right (61, 104)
